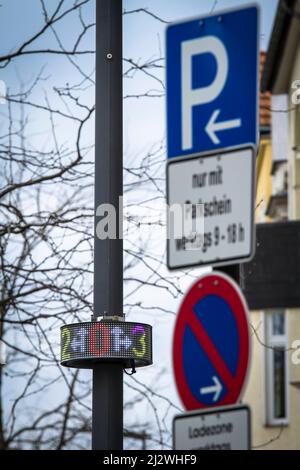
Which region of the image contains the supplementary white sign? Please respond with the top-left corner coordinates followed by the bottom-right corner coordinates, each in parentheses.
top-left (173, 405), bottom-right (251, 450)
top-left (167, 146), bottom-right (255, 270)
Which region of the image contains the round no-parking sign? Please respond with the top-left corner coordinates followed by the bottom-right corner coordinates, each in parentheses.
top-left (173, 272), bottom-right (251, 410)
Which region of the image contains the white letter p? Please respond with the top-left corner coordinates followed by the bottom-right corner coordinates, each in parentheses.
top-left (181, 36), bottom-right (228, 151)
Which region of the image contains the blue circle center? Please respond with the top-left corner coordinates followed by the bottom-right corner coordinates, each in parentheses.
top-left (182, 295), bottom-right (239, 406)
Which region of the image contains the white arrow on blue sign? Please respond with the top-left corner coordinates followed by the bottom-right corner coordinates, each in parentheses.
top-left (166, 5), bottom-right (260, 159)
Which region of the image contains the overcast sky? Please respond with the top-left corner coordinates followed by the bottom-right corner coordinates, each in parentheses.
top-left (123, 0), bottom-right (278, 158)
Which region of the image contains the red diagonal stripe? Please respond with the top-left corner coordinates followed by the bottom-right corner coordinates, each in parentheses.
top-left (187, 309), bottom-right (235, 390)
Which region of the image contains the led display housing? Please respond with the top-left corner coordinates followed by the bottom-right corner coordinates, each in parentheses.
top-left (61, 321), bottom-right (152, 368)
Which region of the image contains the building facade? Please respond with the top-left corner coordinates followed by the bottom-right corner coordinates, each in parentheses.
top-left (243, 0), bottom-right (300, 450)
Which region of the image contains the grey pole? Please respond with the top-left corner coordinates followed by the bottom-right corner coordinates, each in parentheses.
top-left (218, 265), bottom-right (240, 284)
top-left (93, 0), bottom-right (123, 450)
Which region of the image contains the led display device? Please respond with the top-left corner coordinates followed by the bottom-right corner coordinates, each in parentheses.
top-left (60, 321), bottom-right (152, 368)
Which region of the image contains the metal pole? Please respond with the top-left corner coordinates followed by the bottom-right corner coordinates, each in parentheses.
top-left (218, 265), bottom-right (240, 284)
top-left (93, 0), bottom-right (123, 450)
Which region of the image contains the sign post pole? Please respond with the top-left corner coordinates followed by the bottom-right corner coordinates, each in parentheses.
top-left (218, 265), bottom-right (240, 284)
top-left (93, 0), bottom-right (123, 450)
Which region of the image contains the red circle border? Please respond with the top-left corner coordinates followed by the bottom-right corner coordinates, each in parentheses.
top-left (172, 272), bottom-right (251, 411)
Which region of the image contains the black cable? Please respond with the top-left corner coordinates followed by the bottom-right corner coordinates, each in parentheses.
top-left (123, 359), bottom-right (136, 376)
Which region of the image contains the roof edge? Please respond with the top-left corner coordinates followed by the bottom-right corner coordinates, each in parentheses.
top-left (261, 0), bottom-right (297, 93)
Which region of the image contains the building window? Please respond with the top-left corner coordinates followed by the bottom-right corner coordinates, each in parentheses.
top-left (265, 311), bottom-right (289, 426)
top-left (271, 95), bottom-right (289, 163)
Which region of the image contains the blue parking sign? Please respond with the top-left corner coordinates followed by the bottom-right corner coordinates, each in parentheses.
top-left (166, 5), bottom-right (260, 159)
